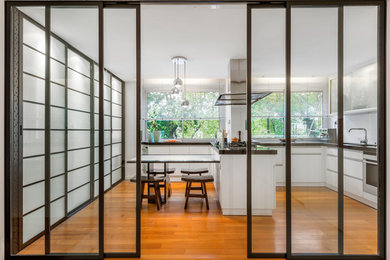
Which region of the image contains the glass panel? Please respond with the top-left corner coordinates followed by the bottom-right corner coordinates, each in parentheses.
top-left (112, 155), bottom-right (122, 170)
top-left (68, 166), bottom-right (91, 191)
top-left (51, 107), bottom-right (65, 129)
top-left (103, 8), bottom-right (136, 254)
top-left (50, 36), bottom-right (65, 63)
top-left (51, 153), bottom-right (65, 177)
top-left (146, 120), bottom-right (183, 139)
top-left (343, 6), bottom-right (378, 255)
top-left (291, 7), bottom-right (338, 254)
top-left (50, 59), bottom-right (65, 85)
top-left (68, 110), bottom-right (90, 129)
top-left (51, 131), bottom-right (65, 153)
top-left (23, 73), bottom-right (45, 104)
top-left (67, 184), bottom-right (90, 212)
top-left (251, 8), bottom-right (286, 254)
top-left (67, 69), bottom-right (90, 94)
top-left (23, 130), bottom-right (45, 157)
top-left (23, 182), bottom-right (45, 214)
top-left (68, 89), bottom-right (91, 112)
top-left (23, 156), bottom-right (45, 185)
top-left (183, 120), bottom-right (219, 139)
top-left (68, 148), bottom-right (90, 170)
top-left (23, 45), bottom-right (45, 78)
top-left (68, 131), bottom-right (90, 150)
top-left (104, 160), bottom-right (111, 175)
top-left (68, 49), bottom-right (91, 76)
top-left (23, 207), bottom-right (45, 244)
top-left (22, 18), bottom-right (45, 53)
top-left (51, 175), bottom-right (65, 201)
top-left (50, 83), bottom-right (65, 107)
top-left (50, 198), bottom-right (65, 224)
top-left (23, 102), bottom-right (45, 129)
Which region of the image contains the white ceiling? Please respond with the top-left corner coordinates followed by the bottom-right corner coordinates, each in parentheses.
top-left (19, 5), bottom-right (377, 82)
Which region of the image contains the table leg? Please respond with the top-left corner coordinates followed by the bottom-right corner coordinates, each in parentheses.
top-left (147, 163), bottom-right (154, 203)
top-left (162, 163), bottom-right (167, 204)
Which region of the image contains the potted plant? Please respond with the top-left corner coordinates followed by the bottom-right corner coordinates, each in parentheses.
top-left (150, 112), bottom-right (161, 143)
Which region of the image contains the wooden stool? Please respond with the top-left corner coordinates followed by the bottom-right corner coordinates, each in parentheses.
top-left (130, 175), bottom-right (165, 210)
top-left (181, 168), bottom-right (208, 193)
top-left (147, 168), bottom-right (175, 198)
top-left (181, 175), bottom-right (214, 210)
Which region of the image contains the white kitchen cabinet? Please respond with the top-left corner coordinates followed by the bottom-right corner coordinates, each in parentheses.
top-left (291, 147), bottom-right (325, 186)
top-left (344, 175), bottom-right (363, 197)
top-left (326, 170), bottom-right (338, 190)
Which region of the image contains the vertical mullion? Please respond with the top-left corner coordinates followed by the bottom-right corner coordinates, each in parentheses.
top-left (98, 2), bottom-right (104, 258)
top-left (121, 80), bottom-right (125, 181)
top-left (136, 4), bottom-right (141, 257)
top-left (44, 4), bottom-right (51, 255)
top-left (110, 74), bottom-right (113, 186)
top-left (64, 43), bottom-right (69, 216)
top-left (90, 61), bottom-right (95, 201)
top-left (285, 3), bottom-right (292, 258)
top-left (246, 4), bottom-right (252, 258)
top-left (337, 4), bottom-right (344, 256)
top-left (377, 2), bottom-right (386, 258)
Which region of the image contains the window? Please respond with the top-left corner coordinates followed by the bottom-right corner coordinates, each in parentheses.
top-left (251, 91), bottom-right (323, 138)
top-left (146, 92), bottom-right (219, 139)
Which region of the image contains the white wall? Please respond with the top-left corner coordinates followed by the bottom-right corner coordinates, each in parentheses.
top-left (125, 81), bottom-right (137, 179)
top-left (0, 0), bottom-right (5, 258)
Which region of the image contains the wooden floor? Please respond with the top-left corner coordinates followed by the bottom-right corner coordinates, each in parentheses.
top-left (19, 181), bottom-right (377, 259)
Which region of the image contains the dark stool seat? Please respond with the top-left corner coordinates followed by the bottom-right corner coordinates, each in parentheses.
top-left (181, 168), bottom-right (209, 175)
top-left (181, 174), bottom-right (214, 210)
top-left (130, 175), bottom-right (165, 210)
top-left (147, 168), bottom-right (176, 174)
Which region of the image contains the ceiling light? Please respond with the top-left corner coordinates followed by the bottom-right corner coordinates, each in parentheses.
top-left (181, 99), bottom-right (189, 108)
top-left (173, 77), bottom-right (183, 87)
top-left (172, 86), bottom-right (180, 95)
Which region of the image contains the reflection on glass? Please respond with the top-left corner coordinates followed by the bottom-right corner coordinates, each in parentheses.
top-left (343, 6), bottom-right (378, 255)
top-left (291, 7), bottom-right (338, 254)
top-left (251, 8), bottom-right (286, 254)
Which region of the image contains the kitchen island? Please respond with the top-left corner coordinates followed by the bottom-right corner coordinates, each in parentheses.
top-left (141, 141), bottom-right (278, 216)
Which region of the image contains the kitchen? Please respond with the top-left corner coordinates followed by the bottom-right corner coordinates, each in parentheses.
top-left (7, 2), bottom-right (383, 259)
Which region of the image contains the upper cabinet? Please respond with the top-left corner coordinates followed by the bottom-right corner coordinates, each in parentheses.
top-left (330, 62), bottom-right (377, 114)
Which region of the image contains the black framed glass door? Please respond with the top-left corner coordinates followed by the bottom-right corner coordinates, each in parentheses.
top-left (247, 1), bottom-right (385, 259)
top-left (5, 2), bottom-right (140, 259)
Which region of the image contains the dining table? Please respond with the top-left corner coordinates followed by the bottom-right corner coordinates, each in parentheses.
top-left (127, 154), bottom-right (221, 203)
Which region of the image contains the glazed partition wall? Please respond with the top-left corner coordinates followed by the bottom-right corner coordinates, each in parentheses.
top-left (7, 4), bottom-right (131, 258)
top-left (247, 2), bottom-right (385, 259)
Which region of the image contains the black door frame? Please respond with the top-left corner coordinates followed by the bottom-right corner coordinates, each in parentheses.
top-left (4, 1), bottom-right (386, 260)
top-left (247, 1), bottom-right (386, 259)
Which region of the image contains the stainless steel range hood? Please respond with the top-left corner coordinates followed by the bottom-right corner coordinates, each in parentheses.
top-left (215, 59), bottom-right (271, 106)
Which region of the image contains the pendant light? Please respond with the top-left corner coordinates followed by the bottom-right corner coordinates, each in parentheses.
top-left (171, 56), bottom-right (189, 108)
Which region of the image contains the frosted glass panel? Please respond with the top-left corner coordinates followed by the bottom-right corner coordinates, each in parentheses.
top-left (112, 130), bottom-right (121, 143)
top-left (50, 198), bottom-right (65, 225)
top-left (23, 18), bottom-right (45, 53)
top-left (112, 117), bottom-right (122, 130)
top-left (94, 130), bottom-right (99, 146)
top-left (50, 59), bottom-right (65, 85)
top-left (94, 80), bottom-right (99, 97)
top-left (95, 147), bottom-right (99, 163)
top-left (104, 86), bottom-right (111, 101)
top-left (112, 90), bottom-right (121, 105)
top-left (23, 130), bottom-right (45, 157)
top-left (51, 153), bottom-right (65, 177)
top-left (23, 73), bottom-right (45, 104)
top-left (104, 160), bottom-right (111, 175)
top-left (112, 168), bottom-right (121, 184)
top-left (68, 110), bottom-right (90, 129)
top-left (23, 102), bottom-right (45, 129)
top-left (68, 90), bottom-right (90, 112)
top-left (67, 184), bottom-right (90, 212)
top-left (104, 71), bottom-right (111, 86)
top-left (68, 49), bottom-right (91, 77)
top-left (51, 36), bottom-right (65, 63)
top-left (94, 64), bottom-right (99, 81)
top-left (68, 69), bottom-right (90, 94)
top-left (23, 45), bottom-right (45, 78)
top-left (112, 155), bottom-right (122, 170)
top-left (51, 131), bottom-right (65, 153)
top-left (23, 156), bottom-right (45, 186)
top-left (112, 103), bottom-right (121, 117)
top-left (23, 207), bottom-right (44, 243)
top-left (104, 130), bottom-right (111, 145)
top-left (94, 97), bottom-right (99, 115)
top-left (104, 174), bottom-right (111, 191)
top-left (23, 181), bottom-right (44, 214)
top-left (94, 114), bottom-right (99, 129)
top-left (68, 131), bottom-right (90, 150)
top-left (68, 148), bottom-right (90, 170)
top-left (94, 163), bottom-right (99, 180)
top-left (104, 101), bottom-right (111, 115)
top-left (51, 83), bottom-right (65, 107)
top-left (104, 145), bottom-right (111, 160)
top-left (51, 175), bottom-right (65, 200)
top-left (51, 107), bottom-right (65, 129)
top-left (68, 165), bottom-right (90, 190)
top-left (112, 143), bottom-right (121, 157)
top-left (112, 77), bottom-right (122, 92)
top-left (104, 116), bottom-right (111, 130)
top-left (94, 180), bottom-right (99, 197)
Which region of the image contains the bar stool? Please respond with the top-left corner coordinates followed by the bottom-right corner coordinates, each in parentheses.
top-left (181, 168), bottom-right (209, 193)
top-left (130, 175), bottom-right (165, 210)
top-left (181, 175), bottom-right (214, 210)
top-left (147, 168), bottom-right (175, 197)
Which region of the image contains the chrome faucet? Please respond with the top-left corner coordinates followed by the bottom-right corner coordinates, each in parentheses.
top-left (348, 128), bottom-right (368, 145)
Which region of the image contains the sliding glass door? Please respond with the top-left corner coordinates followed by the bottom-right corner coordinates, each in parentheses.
top-left (5, 2), bottom-right (140, 259)
top-left (247, 2), bottom-right (385, 259)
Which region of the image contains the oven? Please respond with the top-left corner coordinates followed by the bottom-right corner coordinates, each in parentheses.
top-left (363, 154), bottom-right (378, 196)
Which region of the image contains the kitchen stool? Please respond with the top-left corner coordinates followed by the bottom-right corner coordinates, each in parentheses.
top-left (130, 175), bottom-right (165, 210)
top-left (181, 168), bottom-right (209, 193)
top-left (181, 175), bottom-right (214, 210)
top-left (147, 168), bottom-right (175, 197)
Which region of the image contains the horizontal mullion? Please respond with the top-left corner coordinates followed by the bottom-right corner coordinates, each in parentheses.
top-left (50, 150), bottom-right (66, 156)
top-left (68, 129), bottom-right (92, 132)
top-left (111, 88), bottom-right (122, 94)
top-left (67, 107), bottom-right (91, 114)
top-left (23, 71), bottom-right (45, 81)
top-left (112, 166), bottom-right (122, 172)
top-left (50, 172), bottom-right (66, 180)
top-left (104, 172), bottom-right (111, 177)
top-left (22, 204), bottom-right (45, 217)
top-left (50, 194), bottom-right (65, 204)
top-left (23, 153), bottom-right (45, 160)
top-left (23, 128), bottom-right (45, 131)
top-left (67, 181), bottom-right (91, 194)
top-left (22, 179), bottom-right (44, 188)
top-left (22, 99), bottom-right (45, 106)
top-left (68, 163), bottom-right (92, 173)
top-left (111, 101), bottom-right (122, 106)
top-left (67, 66), bottom-right (91, 80)
top-left (112, 154), bottom-right (122, 159)
top-left (23, 43), bottom-right (45, 56)
top-left (67, 146), bottom-right (92, 153)
top-left (68, 87), bottom-right (91, 98)
top-left (111, 141), bottom-right (122, 145)
top-left (111, 115), bottom-right (122, 119)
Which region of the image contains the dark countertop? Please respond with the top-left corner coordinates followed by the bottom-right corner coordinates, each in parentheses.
top-left (141, 141), bottom-right (212, 145)
top-left (211, 145), bottom-right (277, 155)
top-left (256, 140), bottom-right (377, 155)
